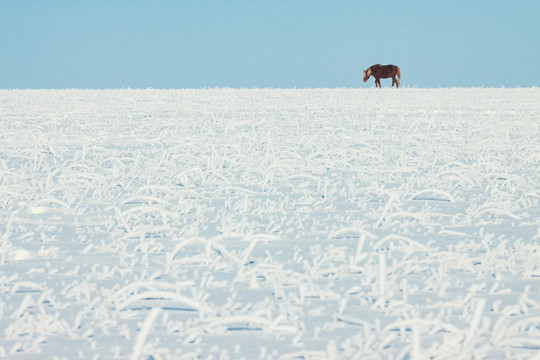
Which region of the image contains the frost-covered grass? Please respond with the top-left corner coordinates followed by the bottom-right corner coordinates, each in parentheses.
top-left (0, 88), bottom-right (539, 359)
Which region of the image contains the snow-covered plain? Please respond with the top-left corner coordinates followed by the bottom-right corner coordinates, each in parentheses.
top-left (0, 88), bottom-right (539, 359)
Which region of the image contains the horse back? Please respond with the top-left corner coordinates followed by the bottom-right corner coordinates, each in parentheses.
top-left (371, 64), bottom-right (398, 78)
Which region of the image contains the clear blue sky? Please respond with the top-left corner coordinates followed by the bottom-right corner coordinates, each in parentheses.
top-left (1, 0), bottom-right (539, 88)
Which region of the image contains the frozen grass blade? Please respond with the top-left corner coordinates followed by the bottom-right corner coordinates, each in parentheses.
top-left (463, 298), bottom-right (486, 354)
top-left (131, 307), bottom-right (161, 360)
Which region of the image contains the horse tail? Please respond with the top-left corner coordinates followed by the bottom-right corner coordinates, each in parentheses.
top-left (397, 66), bottom-right (401, 87)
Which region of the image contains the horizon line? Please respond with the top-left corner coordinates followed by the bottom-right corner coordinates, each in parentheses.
top-left (1, 86), bottom-right (538, 91)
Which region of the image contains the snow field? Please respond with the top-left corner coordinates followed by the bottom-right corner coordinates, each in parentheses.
top-left (0, 88), bottom-right (539, 359)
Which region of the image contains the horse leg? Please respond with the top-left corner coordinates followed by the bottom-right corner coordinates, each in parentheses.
top-left (375, 78), bottom-right (381, 88)
top-left (392, 76), bottom-right (396, 87)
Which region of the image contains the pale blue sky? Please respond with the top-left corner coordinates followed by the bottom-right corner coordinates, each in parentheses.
top-left (1, 0), bottom-right (539, 88)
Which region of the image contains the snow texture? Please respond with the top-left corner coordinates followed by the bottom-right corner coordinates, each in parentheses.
top-left (0, 88), bottom-right (539, 359)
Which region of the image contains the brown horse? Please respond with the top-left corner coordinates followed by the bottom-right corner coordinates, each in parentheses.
top-left (363, 64), bottom-right (401, 88)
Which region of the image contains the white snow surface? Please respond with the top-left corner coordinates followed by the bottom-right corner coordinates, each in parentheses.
top-left (0, 88), bottom-right (539, 359)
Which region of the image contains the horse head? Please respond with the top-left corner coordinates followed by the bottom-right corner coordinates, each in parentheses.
top-left (363, 68), bottom-right (371, 82)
